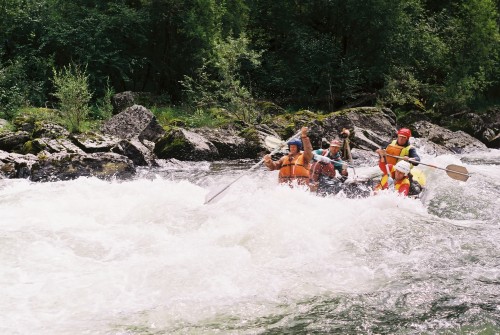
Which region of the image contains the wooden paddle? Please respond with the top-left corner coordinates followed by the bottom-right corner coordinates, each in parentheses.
top-left (384, 153), bottom-right (470, 182)
top-left (204, 130), bottom-right (302, 204)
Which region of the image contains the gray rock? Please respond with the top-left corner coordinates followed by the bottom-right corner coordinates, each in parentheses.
top-left (111, 91), bottom-right (135, 115)
top-left (70, 133), bottom-right (121, 153)
top-left (154, 128), bottom-right (218, 160)
top-left (0, 131), bottom-right (30, 152)
top-left (101, 104), bottom-right (165, 142)
top-left (413, 121), bottom-right (488, 154)
top-left (30, 152), bottom-right (136, 182)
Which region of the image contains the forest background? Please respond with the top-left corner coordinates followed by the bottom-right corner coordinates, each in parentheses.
top-left (1, 0), bottom-right (499, 134)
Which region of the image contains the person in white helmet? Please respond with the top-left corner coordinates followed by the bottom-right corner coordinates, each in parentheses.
top-left (374, 160), bottom-right (412, 196)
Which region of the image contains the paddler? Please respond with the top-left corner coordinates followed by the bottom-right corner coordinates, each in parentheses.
top-left (375, 127), bottom-right (422, 195)
top-left (374, 160), bottom-right (412, 196)
top-left (263, 126), bottom-right (313, 186)
top-left (375, 127), bottom-right (421, 166)
top-left (309, 139), bottom-right (348, 194)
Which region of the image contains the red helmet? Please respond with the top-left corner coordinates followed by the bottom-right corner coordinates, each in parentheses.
top-left (397, 128), bottom-right (411, 138)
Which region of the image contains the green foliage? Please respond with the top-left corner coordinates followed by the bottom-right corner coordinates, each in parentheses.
top-left (52, 64), bottom-right (92, 133)
top-left (181, 34), bottom-right (262, 123)
top-left (0, 61), bottom-right (27, 120)
top-left (1, 0), bottom-right (499, 124)
top-left (90, 79), bottom-right (114, 121)
top-left (152, 105), bottom-right (229, 128)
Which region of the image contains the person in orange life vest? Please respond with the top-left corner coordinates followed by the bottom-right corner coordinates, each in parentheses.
top-left (263, 126), bottom-right (313, 186)
top-left (375, 128), bottom-right (420, 167)
top-left (374, 160), bottom-right (412, 196)
top-left (309, 139), bottom-right (348, 193)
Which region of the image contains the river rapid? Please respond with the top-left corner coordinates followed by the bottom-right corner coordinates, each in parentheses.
top-left (0, 148), bottom-right (499, 334)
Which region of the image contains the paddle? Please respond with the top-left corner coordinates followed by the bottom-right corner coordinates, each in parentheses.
top-left (382, 155), bottom-right (395, 189)
top-left (384, 153), bottom-right (470, 182)
top-left (312, 153), bottom-right (357, 170)
top-left (341, 129), bottom-right (356, 177)
top-left (204, 130), bottom-right (302, 204)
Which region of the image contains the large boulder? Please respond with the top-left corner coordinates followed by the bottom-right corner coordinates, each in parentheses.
top-left (101, 104), bottom-right (165, 142)
top-left (0, 131), bottom-right (31, 152)
top-left (0, 150), bottom-right (38, 179)
top-left (30, 152), bottom-right (136, 182)
top-left (154, 128), bottom-right (218, 160)
top-left (307, 107), bottom-right (397, 150)
top-left (412, 121), bottom-right (488, 154)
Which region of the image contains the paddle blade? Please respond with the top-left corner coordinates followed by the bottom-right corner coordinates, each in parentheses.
top-left (204, 184), bottom-right (229, 204)
top-left (264, 135), bottom-right (286, 150)
top-left (446, 164), bottom-right (470, 182)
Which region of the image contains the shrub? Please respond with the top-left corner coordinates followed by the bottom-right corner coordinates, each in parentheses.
top-left (52, 64), bottom-right (92, 133)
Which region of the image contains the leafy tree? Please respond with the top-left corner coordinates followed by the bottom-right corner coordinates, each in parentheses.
top-left (181, 34), bottom-right (261, 123)
top-left (52, 64), bottom-right (92, 132)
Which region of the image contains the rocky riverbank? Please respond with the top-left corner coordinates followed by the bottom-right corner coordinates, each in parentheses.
top-left (0, 99), bottom-right (495, 182)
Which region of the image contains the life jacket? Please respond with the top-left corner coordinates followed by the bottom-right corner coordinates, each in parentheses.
top-left (386, 140), bottom-right (412, 165)
top-left (379, 166), bottom-right (410, 196)
top-left (310, 150), bottom-right (336, 182)
top-left (279, 153), bottom-right (310, 185)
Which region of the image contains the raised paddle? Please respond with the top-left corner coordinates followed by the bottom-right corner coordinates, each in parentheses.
top-left (341, 129), bottom-right (356, 177)
top-left (382, 155), bottom-right (395, 189)
top-left (204, 130), bottom-right (303, 204)
top-left (384, 153), bottom-right (470, 182)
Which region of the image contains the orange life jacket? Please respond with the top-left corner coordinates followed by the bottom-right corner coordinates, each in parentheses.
top-left (386, 140), bottom-right (412, 165)
top-left (279, 153), bottom-right (310, 185)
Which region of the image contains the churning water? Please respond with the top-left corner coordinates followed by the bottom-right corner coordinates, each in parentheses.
top-left (0, 149), bottom-right (499, 334)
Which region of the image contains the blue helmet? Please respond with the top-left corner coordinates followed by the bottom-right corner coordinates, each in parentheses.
top-left (287, 138), bottom-right (303, 151)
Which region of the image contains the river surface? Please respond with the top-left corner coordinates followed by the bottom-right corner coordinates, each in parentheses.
top-left (0, 148), bottom-right (499, 334)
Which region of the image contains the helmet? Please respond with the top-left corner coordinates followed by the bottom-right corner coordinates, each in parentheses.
top-left (330, 139), bottom-right (341, 147)
top-left (287, 138), bottom-right (303, 150)
top-left (394, 160), bottom-right (411, 175)
top-left (397, 128), bottom-right (412, 138)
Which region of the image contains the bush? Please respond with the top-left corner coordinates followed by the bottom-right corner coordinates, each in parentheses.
top-left (52, 64), bottom-right (92, 133)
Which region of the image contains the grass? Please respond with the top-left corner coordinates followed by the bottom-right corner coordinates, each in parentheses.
top-left (151, 105), bottom-right (231, 128)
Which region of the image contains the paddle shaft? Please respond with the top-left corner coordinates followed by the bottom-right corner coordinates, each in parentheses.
top-left (343, 137), bottom-right (356, 176)
top-left (204, 130), bottom-right (303, 204)
top-left (384, 154), bottom-right (470, 177)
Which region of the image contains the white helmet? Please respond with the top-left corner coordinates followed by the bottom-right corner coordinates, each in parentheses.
top-left (394, 160), bottom-right (411, 175)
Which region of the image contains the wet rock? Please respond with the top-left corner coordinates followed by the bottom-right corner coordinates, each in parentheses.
top-left (30, 152), bottom-right (136, 182)
top-left (154, 128), bottom-right (218, 160)
top-left (0, 131), bottom-right (30, 152)
top-left (101, 104), bottom-right (165, 142)
top-left (412, 121), bottom-right (488, 154)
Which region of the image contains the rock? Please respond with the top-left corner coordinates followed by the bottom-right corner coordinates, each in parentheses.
top-left (32, 122), bottom-right (70, 139)
top-left (113, 138), bottom-right (157, 166)
top-left (0, 131), bottom-right (30, 152)
top-left (101, 104), bottom-right (165, 142)
top-left (412, 121), bottom-right (488, 153)
top-left (30, 152), bottom-right (136, 182)
top-left (154, 128), bottom-right (218, 160)
top-left (316, 107), bottom-right (397, 150)
top-left (111, 91), bottom-right (136, 114)
top-left (70, 132), bottom-right (121, 153)
top-left (0, 150), bottom-right (38, 179)
top-left (23, 138), bottom-right (86, 155)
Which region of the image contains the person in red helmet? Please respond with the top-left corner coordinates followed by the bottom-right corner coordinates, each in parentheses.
top-left (375, 127), bottom-right (420, 167)
top-left (263, 126), bottom-right (313, 186)
top-left (375, 127), bottom-right (422, 196)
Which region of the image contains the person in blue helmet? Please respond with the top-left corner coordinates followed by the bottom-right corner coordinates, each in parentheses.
top-left (263, 126), bottom-right (313, 186)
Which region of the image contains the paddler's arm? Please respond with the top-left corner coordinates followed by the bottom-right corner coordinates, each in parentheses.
top-left (300, 127), bottom-right (313, 163)
top-left (263, 154), bottom-right (282, 171)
